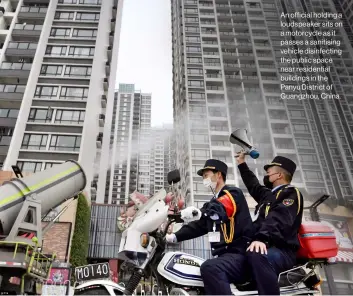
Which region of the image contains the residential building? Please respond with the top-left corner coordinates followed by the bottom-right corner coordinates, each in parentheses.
top-left (0, 0), bottom-right (124, 201)
top-left (171, 0), bottom-right (353, 291)
top-left (96, 84), bottom-right (152, 204)
top-left (149, 125), bottom-right (176, 194)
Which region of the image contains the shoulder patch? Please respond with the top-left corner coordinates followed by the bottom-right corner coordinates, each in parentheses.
top-left (283, 199), bottom-right (294, 206)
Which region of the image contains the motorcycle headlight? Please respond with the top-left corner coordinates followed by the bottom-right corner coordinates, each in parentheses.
top-left (140, 233), bottom-right (150, 248)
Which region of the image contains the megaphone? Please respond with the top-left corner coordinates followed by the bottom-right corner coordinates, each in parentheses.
top-left (229, 129), bottom-right (260, 159)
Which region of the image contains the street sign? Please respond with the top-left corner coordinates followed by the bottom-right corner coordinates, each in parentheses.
top-left (75, 262), bottom-right (110, 282)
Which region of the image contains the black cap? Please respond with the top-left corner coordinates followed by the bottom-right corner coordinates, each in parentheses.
top-left (264, 156), bottom-right (297, 176)
top-left (197, 159), bottom-right (228, 176)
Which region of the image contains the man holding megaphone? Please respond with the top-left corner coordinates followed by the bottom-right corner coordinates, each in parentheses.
top-left (235, 151), bottom-right (304, 296)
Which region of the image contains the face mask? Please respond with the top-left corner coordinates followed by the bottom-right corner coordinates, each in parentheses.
top-left (203, 177), bottom-right (217, 190)
top-left (263, 173), bottom-right (279, 189)
top-left (263, 175), bottom-right (273, 189)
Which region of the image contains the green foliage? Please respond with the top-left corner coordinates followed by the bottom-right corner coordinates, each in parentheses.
top-left (70, 193), bottom-right (90, 270)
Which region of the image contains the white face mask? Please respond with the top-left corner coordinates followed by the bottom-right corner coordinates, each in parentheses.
top-left (203, 177), bottom-right (217, 190)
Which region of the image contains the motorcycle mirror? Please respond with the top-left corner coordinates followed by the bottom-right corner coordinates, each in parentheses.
top-left (167, 169), bottom-right (181, 185)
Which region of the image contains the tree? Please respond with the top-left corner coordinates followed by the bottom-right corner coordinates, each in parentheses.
top-left (70, 193), bottom-right (90, 270)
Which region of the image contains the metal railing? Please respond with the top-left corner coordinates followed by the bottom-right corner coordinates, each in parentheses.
top-left (0, 84), bottom-right (26, 93)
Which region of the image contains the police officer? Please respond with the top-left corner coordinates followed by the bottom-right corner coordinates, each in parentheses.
top-left (166, 159), bottom-right (254, 295)
top-left (236, 153), bottom-right (304, 295)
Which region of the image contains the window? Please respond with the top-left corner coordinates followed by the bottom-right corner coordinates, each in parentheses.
top-left (0, 84), bottom-right (25, 93)
top-left (40, 65), bottom-right (63, 76)
top-left (17, 161), bottom-right (42, 173)
top-left (0, 108), bottom-right (19, 118)
top-left (186, 46), bottom-right (201, 52)
top-left (54, 12), bottom-right (74, 20)
top-left (78, 0), bottom-right (102, 4)
top-left (187, 57), bottom-right (202, 64)
top-left (44, 162), bottom-right (60, 169)
top-left (72, 29), bottom-right (97, 38)
top-left (188, 80), bottom-right (204, 87)
top-left (55, 110), bottom-right (85, 124)
top-left (342, 186), bottom-right (352, 195)
top-left (76, 12), bottom-right (100, 21)
top-left (50, 28), bottom-right (71, 37)
top-left (60, 87), bottom-right (88, 100)
top-left (299, 154), bottom-right (318, 164)
top-left (21, 134), bottom-right (48, 150)
top-left (64, 66), bottom-right (91, 77)
top-left (303, 171), bottom-right (323, 182)
top-left (292, 124), bottom-right (309, 132)
top-left (68, 46), bottom-right (95, 57)
top-left (49, 135), bottom-right (81, 152)
top-left (191, 149), bottom-right (210, 159)
top-left (28, 108), bottom-right (53, 122)
top-left (295, 138), bottom-right (314, 147)
top-left (0, 127), bottom-right (13, 136)
top-left (188, 68), bottom-right (203, 75)
top-left (45, 45), bottom-right (67, 56)
top-left (190, 134), bottom-right (208, 143)
top-left (189, 92), bottom-right (205, 100)
top-left (35, 86), bottom-right (58, 98)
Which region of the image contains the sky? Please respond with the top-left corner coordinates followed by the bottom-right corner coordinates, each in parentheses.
top-left (115, 0), bottom-right (173, 127)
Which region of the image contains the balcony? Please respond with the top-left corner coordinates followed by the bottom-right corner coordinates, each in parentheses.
top-left (6, 42), bottom-right (37, 57)
top-left (105, 61), bottom-right (110, 76)
top-left (0, 62), bottom-right (31, 78)
top-left (96, 132), bottom-right (103, 148)
top-left (99, 114), bottom-right (105, 127)
top-left (101, 94), bottom-right (107, 108)
top-left (91, 180), bottom-right (97, 195)
top-left (12, 24), bottom-right (43, 40)
top-left (0, 84), bottom-right (25, 108)
top-left (103, 77), bottom-right (109, 90)
top-left (18, 6), bottom-right (47, 20)
top-left (0, 135), bottom-right (11, 155)
top-left (109, 31), bottom-right (114, 45)
top-left (0, 117), bottom-right (17, 127)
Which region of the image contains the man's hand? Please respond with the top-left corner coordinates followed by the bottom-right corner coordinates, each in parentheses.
top-left (235, 150), bottom-right (246, 165)
top-left (166, 233), bottom-right (177, 243)
top-left (180, 206), bottom-right (201, 222)
top-left (247, 241), bottom-right (267, 254)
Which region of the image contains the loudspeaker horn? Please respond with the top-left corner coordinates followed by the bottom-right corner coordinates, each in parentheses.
top-left (229, 128), bottom-right (260, 159)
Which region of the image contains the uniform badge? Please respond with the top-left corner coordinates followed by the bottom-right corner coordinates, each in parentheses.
top-left (283, 199), bottom-right (294, 206)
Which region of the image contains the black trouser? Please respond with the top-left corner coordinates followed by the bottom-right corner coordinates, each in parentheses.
top-left (200, 252), bottom-right (249, 295)
top-left (246, 247), bottom-right (297, 295)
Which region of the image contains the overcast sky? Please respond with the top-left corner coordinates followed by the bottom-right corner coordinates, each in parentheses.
top-left (115, 0), bottom-right (173, 127)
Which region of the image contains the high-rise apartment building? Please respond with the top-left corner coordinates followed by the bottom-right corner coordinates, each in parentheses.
top-left (0, 0), bottom-right (124, 199)
top-left (149, 125), bottom-right (176, 194)
top-left (96, 84), bottom-right (152, 204)
top-left (171, 0), bottom-right (353, 291)
top-left (171, 0), bottom-right (353, 207)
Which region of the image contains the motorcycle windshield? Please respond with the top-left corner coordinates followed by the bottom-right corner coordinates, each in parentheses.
top-left (134, 188), bottom-right (167, 219)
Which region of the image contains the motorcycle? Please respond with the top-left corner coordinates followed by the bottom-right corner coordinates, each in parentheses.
top-left (111, 187), bottom-right (329, 296)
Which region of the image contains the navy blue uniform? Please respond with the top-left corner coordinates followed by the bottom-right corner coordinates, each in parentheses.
top-left (238, 162), bottom-right (304, 295)
top-left (174, 185), bottom-right (254, 295)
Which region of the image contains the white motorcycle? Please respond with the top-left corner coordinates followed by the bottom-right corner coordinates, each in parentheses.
top-left (110, 187), bottom-right (329, 296)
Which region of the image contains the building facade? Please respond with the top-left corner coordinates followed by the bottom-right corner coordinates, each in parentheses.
top-left (95, 84), bottom-right (152, 204)
top-left (171, 0), bottom-right (353, 291)
top-left (149, 125), bottom-right (177, 195)
top-left (0, 0), bottom-right (124, 200)
top-left (171, 0), bottom-right (353, 206)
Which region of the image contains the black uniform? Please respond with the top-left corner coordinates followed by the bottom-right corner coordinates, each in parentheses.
top-left (237, 156), bottom-right (304, 295)
top-left (174, 185), bottom-right (254, 257)
top-left (174, 159), bottom-right (254, 295)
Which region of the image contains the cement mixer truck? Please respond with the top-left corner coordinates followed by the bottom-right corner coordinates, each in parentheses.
top-left (0, 160), bottom-right (86, 295)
